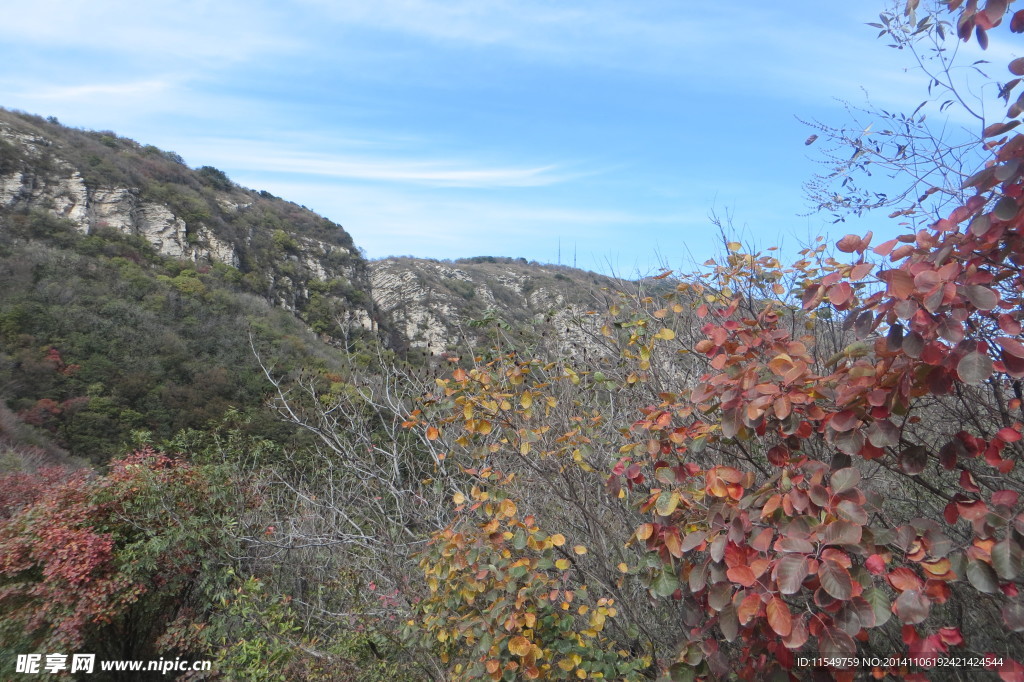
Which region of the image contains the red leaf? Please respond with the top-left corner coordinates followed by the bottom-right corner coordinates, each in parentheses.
top-left (783, 614), bottom-right (809, 649)
top-left (837, 234), bottom-right (864, 253)
top-left (879, 269), bottom-right (915, 299)
top-left (865, 554), bottom-right (886, 575)
top-left (819, 560), bottom-right (854, 600)
top-left (938, 626), bottom-right (964, 646)
top-left (887, 567), bottom-right (924, 592)
top-left (964, 284), bottom-right (1000, 310)
top-left (960, 469), bottom-right (981, 492)
top-left (899, 445), bottom-right (929, 475)
top-left (818, 626), bottom-right (856, 658)
top-left (998, 427), bottom-right (1023, 443)
top-left (726, 565), bottom-right (756, 588)
top-left (999, 337), bottom-right (1024, 358)
top-left (957, 499), bottom-right (989, 521)
top-left (829, 410), bottom-right (861, 433)
top-left (737, 592), bottom-right (761, 625)
top-left (767, 597), bottom-right (793, 636)
top-left (830, 281), bottom-right (853, 306)
top-left (996, 658), bottom-right (1024, 682)
top-left (822, 520), bottom-right (862, 546)
top-left (993, 489), bottom-right (1021, 507)
top-left (776, 554), bottom-right (809, 595)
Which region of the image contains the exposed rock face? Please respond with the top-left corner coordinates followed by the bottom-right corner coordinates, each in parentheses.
top-left (0, 110), bottom-right (636, 357)
top-left (370, 256), bottom-right (618, 355)
top-left (0, 110), bottom-right (376, 340)
top-left (0, 128), bottom-right (241, 266)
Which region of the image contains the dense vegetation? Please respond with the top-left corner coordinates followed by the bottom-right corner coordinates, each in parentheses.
top-left (0, 211), bottom-right (348, 464)
top-left (4, 2), bottom-right (1024, 681)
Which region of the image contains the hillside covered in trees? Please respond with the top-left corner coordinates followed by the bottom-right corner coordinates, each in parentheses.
top-left (3, 2), bottom-right (1024, 681)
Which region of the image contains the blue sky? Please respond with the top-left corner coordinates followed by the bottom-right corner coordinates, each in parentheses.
top-left (0, 1), bottom-right (1002, 275)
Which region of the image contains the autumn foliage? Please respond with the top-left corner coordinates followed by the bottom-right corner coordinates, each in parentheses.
top-left (0, 449), bottom-right (243, 665)
top-left (406, 3), bottom-right (1024, 679)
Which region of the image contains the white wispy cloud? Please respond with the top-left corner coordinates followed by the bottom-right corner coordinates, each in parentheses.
top-left (225, 177), bottom-right (716, 269)
top-left (23, 80), bottom-right (173, 101)
top-left (175, 137), bottom-right (589, 188)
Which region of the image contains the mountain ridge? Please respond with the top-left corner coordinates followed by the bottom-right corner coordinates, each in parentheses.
top-left (0, 107), bottom-right (628, 356)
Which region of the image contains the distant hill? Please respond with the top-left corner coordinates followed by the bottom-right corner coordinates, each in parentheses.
top-left (370, 255), bottom-right (623, 357)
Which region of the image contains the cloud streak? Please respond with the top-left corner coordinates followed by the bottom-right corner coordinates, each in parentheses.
top-left (178, 137), bottom-right (588, 188)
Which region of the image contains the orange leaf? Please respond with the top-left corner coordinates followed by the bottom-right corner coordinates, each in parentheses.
top-left (767, 597), bottom-right (793, 636)
top-left (508, 635), bottom-right (531, 657)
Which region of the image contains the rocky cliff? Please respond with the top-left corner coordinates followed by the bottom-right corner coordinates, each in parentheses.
top-left (0, 109), bottom-right (375, 338)
top-left (0, 108), bottom-right (635, 358)
top-left (369, 255), bottom-right (620, 356)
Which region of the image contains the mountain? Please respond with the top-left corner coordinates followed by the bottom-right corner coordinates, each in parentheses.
top-left (0, 108), bottom-right (375, 333)
top-left (0, 109), bottom-right (380, 463)
top-left (0, 108), bottom-right (637, 463)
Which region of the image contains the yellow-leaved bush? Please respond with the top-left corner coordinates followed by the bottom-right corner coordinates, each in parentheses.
top-left (405, 468), bottom-right (649, 681)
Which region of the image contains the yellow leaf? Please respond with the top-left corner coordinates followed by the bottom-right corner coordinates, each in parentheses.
top-left (550, 533), bottom-right (566, 547)
top-left (573, 545), bottom-right (587, 555)
top-left (654, 327), bottom-right (676, 340)
top-left (500, 499), bottom-right (518, 518)
top-left (617, 562), bottom-right (629, 573)
top-left (520, 392), bottom-right (533, 409)
top-left (558, 658), bottom-right (576, 671)
top-left (508, 635), bottom-right (531, 657)
top-left (453, 492), bottom-right (465, 505)
top-left (555, 558), bottom-right (571, 570)
top-left (727, 241), bottom-right (742, 252)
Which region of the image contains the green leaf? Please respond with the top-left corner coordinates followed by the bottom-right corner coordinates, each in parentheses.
top-left (669, 663), bottom-right (697, 682)
top-left (863, 587), bottom-right (891, 627)
top-left (650, 570), bottom-right (680, 597)
top-left (967, 559), bottom-right (1000, 594)
top-left (995, 196), bottom-right (1019, 221)
top-left (992, 539), bottom-right (1023, 580)
top-left (954, 348), bottom-right (987, 385)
